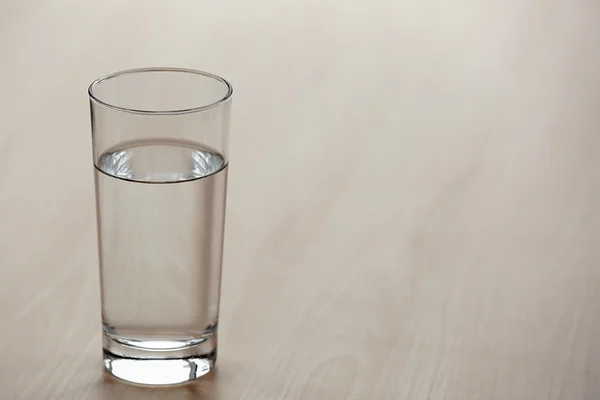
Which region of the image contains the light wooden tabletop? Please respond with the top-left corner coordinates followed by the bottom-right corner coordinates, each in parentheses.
top-left (1, 1), bottom-right (600, 399)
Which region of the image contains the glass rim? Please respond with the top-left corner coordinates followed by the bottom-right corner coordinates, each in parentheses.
top-left (88, 67), bottom-right (233, 115)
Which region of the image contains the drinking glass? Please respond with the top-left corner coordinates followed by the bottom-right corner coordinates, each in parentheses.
top-left (88, 68), bottom-right (233, 385)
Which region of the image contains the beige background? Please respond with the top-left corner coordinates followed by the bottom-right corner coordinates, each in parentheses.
top-left (1, 1), bottom-right (600, 399)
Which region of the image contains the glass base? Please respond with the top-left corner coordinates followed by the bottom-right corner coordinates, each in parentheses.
top-left (103, 332), bottom-right (217, 386)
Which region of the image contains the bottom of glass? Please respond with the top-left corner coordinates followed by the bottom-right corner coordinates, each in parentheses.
top-left (103, 332), bottom-right (217, 386)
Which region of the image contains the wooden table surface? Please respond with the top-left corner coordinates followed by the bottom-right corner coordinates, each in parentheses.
top-left (1, 1), bottom-right (600, 399)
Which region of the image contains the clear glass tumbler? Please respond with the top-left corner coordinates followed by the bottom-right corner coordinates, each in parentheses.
top-left (88, 68), bottom-right (233, 385)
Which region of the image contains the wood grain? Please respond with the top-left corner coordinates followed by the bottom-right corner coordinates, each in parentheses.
top-left (1, 0), bottom-right (600, 398)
